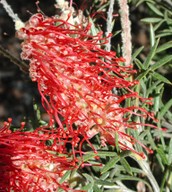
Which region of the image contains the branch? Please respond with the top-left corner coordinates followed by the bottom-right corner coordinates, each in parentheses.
top-left (118, 0), bottom-right (132, 66)
top-left (0, 45), bottom-right (28, 73)
top-left (0, 0), bottom-right (24, 30)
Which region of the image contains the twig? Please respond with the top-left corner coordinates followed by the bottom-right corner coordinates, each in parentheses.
top-left (0, 45), bottom-right (28, 73)
top-left (118, 0), bottom-right (132, 66)
top-left (105, 0), bottom-right (115, 51)
top-left (0, 0), bottom-right (24, 30)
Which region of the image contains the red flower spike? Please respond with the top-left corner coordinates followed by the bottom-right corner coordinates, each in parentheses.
top-left (17, 13), bottom-right (155, 158)
top-left (0, 122), bottom-right (76, 191)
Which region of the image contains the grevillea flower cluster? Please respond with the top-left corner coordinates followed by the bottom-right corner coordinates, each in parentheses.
top-left (0, 118), bottom-right (76, 191)
top-left (17, 13), bottom-right (155, 158)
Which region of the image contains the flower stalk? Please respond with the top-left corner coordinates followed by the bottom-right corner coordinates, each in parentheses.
top-left (118, 0), bottom-right (132, 66)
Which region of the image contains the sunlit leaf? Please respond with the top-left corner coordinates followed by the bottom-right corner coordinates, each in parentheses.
top-left (152, 72), bottom-right (171, 84)
top-left (147, 2), bottom-right (163, 16)
top-left (143, 38), bottom-right (160, 70)
top-left (141, 18), bottom-right (162, 23)
top-left (150, 55), bottom-right (172, 71)
top-left (156, 41), bottom-right (172, 53)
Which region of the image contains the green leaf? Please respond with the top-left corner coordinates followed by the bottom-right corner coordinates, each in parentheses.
top-left (168, 138), bottom-right (172, 165)
top-left (136, 0), bottom-right (145, 7)
top-left (152, 72), bottom-right (171, 84)
top-left (120, 158), bottom-right (132, 175)
top-left (69, 169), bottom-right (78, 179)
top-left (84, 151), bottom-right (117, 158)
top-left (89, 16), bottom-right (99, 36)
top-left (101, 156), bottom-right (120, 174)
top-left (136, 0), bottom-right (154, 7)
top-left (156, 41), bottom-right (172, 53)
top-left (59, 170), bottom-right (71, 184)
top-left (114, 174), bottom-right (145, 182)
top-left (95, 180), bottom-right (115, 186)
top-left (83, 173), bottom-right (94, 183)
top-left (114, 175), bottom-right (152, 190)
top-left (100, 172), bottom-right (109, 180)
top-left (156, 147), bottom-right (168, 165)
top-left (147, 130), bottom-right (157, 149)
top-left (141, 17), bottom-right (162, 23)
top-left (146, 81), bottom-right (162, 96)
top-left (81, 183), bottom-right (93, 191)
top-left (33, 103), bottom-right (41, 121)
top-left (136, 70), bottom-right (149, 80)
top-left (97, 1), bottom-right (109, 11)
top-left (146, 2), bottom-right (163, 16)
top-left (154, 20), bottom-right (165, 31)
top-left (134, 58), bottom-right (144, 69)
top-left (156, 152), bottom-right (165, 170)
top-left (82, 153), bottom-right (96, 162)
top-left (132, 46), bottom-right (144, 61)
top-left (150, 55), bottom-right (172, 71)
top-left (113, 30), bottom-right (121, 37)
top-left (115, 132), bottom-right (120, 153)
top-left (93, 185), bottom-right (102, 192)
top-left (159, 98), bottom-right (172, 119)
top-left (97, 151), bottom-right (117, 157)
top-left (154, 95), bottom-right (160, 114)
top-left (143, 38), bottom-right (160, 70)
top-left (150, 23), bottom-right (155, 47)
top-left (152, 83), bottom-right (164, 112)
top-left (156, 32), bottom-right (172, 38)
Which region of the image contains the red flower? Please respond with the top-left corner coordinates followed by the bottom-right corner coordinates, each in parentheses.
top-left (0, 119), bottom-right (75, 191)
top-left (17, 13), bottom-right (155, 157)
